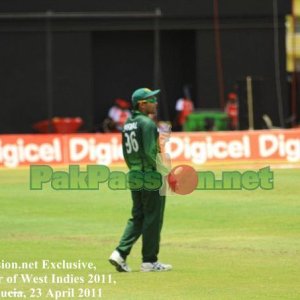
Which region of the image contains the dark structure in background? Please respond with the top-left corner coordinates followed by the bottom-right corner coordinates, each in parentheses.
top-left (0, 0), bottom-right (292, 133)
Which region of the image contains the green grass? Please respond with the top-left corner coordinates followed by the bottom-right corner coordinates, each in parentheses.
top-left (0, 167), bottom-right (300, 299)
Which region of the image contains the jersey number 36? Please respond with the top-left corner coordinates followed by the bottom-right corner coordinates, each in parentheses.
top-left (124, 131), bottom-right (139, 153)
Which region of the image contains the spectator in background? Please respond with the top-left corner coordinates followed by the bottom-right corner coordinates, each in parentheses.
top-left (174, 86), bottom-right (194, 131)
top-left (225, 92), bottom-right (238, 130)
top-left (103, 98), bottom-right (131, 132)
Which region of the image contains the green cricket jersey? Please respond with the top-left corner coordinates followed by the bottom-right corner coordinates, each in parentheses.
top-left (122, 110), bottom-right (159, 172)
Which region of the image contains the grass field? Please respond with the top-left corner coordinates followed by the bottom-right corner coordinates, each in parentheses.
top-left (0, 167), bottom-right (300, 300)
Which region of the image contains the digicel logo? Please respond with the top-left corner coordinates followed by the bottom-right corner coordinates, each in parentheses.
top-left (259, 134), bottom-right (300, 162)
top-left (165, 136), bottom-right (251, 164)
top-left (69, 137), bottom-right (123, 165)
top-left (0, 138), bottom-right (62, 167)
top-left (165, 133), bottom-right (300, 164)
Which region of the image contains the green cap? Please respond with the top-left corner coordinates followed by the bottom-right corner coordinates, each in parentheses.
top-left (131, 88), bottom-right (160, 107)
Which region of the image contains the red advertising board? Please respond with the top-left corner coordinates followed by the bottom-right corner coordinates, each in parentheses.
top-left (0, 129), bottom-right (299, 168)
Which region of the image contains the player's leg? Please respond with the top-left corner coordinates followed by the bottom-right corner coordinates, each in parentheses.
top-left (109, 191), bottom-right (143, 272)
top-left (159, 194), bottom-right (166, 233)
top-left (140, 191), bottom-right (171, 271)
top-left (116, 190), bottom-right (143, 258)
top-left (141, 190), bottom-right (166, 262)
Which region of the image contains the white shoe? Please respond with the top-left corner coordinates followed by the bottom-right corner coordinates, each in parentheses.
top-left (109, 250), bottom-right (131, 272)
top-left (141, 261), bottom-right (172, 272)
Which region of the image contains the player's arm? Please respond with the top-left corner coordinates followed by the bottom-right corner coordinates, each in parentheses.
top-left (141, 120), bottom-right (158, 169)
top-left (122, 133), bottom-right (131, 169)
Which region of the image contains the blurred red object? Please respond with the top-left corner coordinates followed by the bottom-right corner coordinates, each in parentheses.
top-left (33, 117), bottom-right (83, 133)
top-left (33, 119), bottom-right (54, 133)
top-left (228, 92), bottom-right (238, 101)
top-left (115, 98), bottom-right (131, 109)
